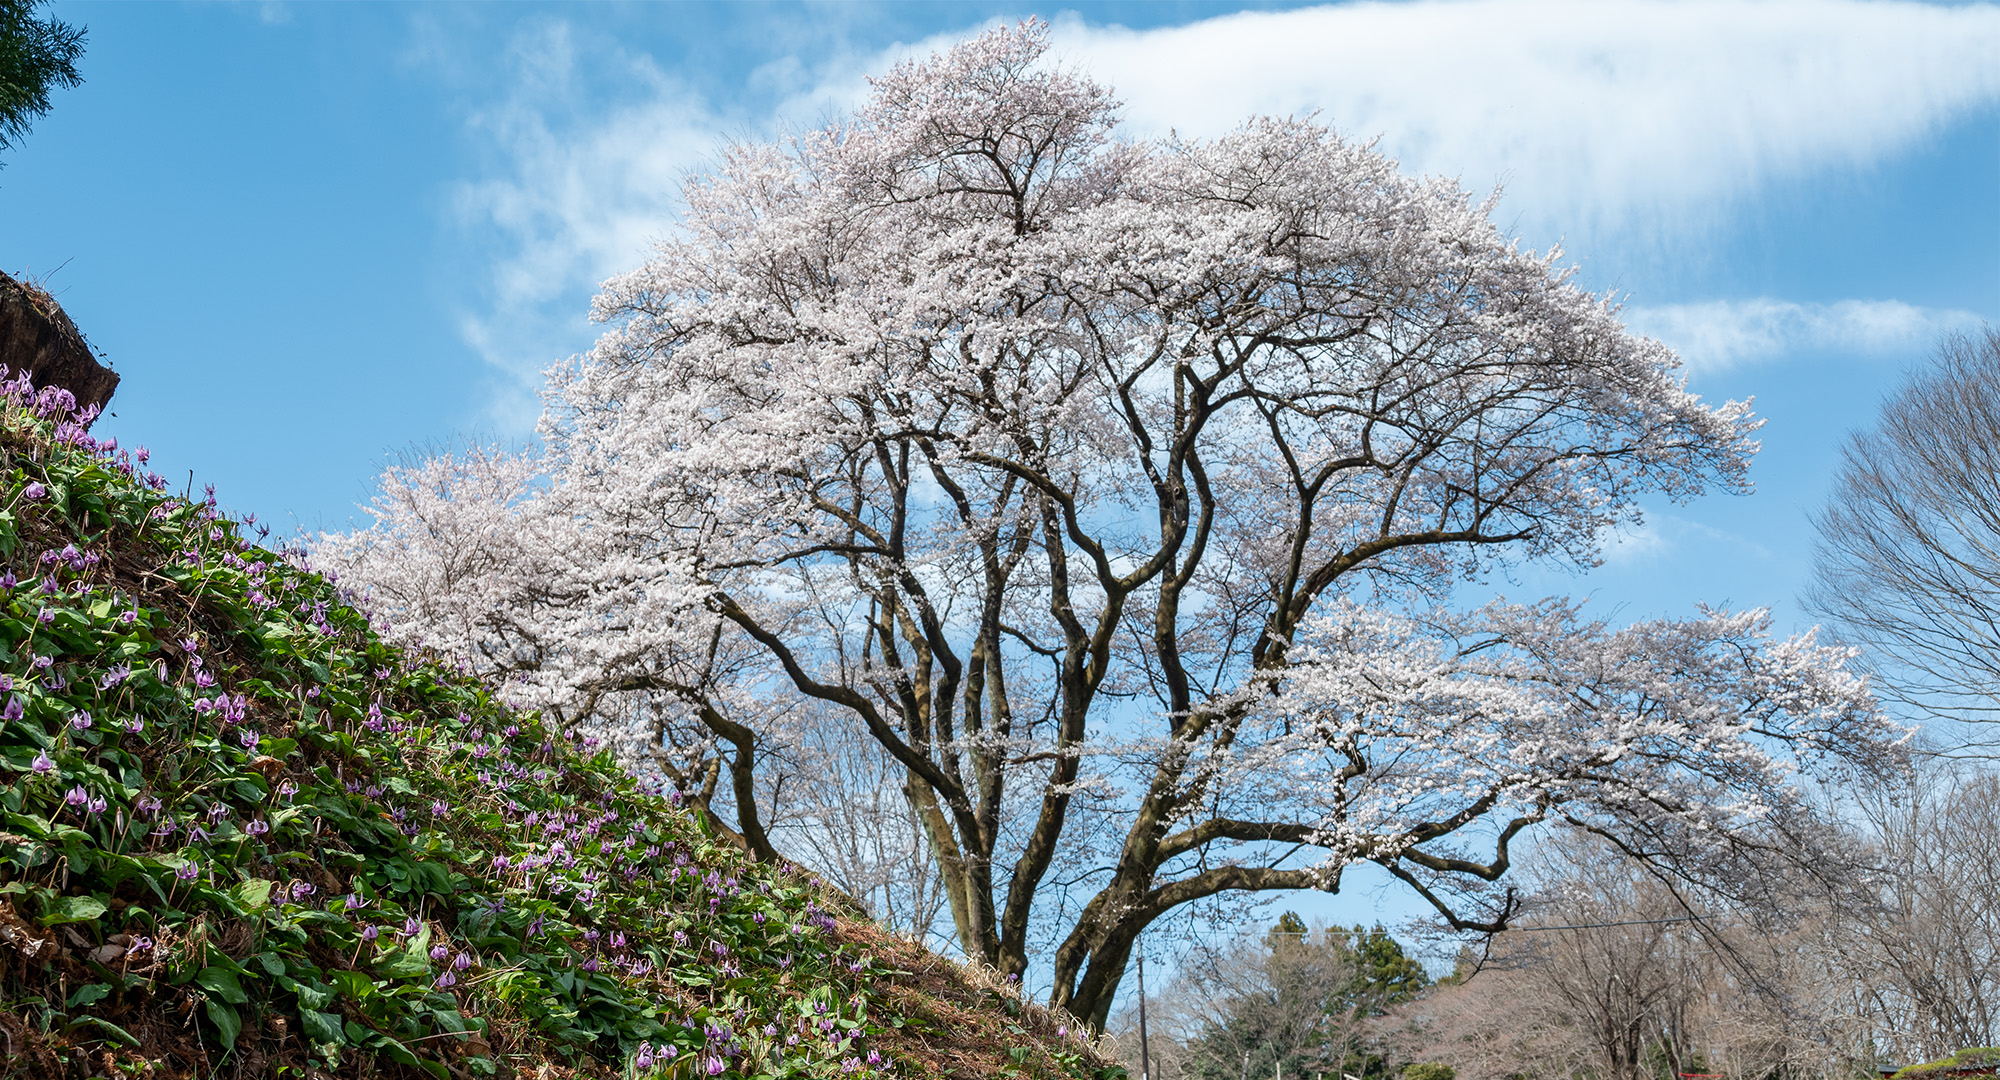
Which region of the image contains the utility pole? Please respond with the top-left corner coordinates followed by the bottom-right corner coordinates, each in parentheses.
top-left (1136, 951), bottom-right (1151, 1080)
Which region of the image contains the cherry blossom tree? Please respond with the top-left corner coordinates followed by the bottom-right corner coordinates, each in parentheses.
top-left (317, 22), bottom-right (1907, 1028)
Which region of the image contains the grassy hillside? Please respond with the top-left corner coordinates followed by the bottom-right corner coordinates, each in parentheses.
top-left (0, 377), bottom-right (1118, 1080)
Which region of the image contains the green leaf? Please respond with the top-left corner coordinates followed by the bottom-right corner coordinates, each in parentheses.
top-left (66, 982), bottom-right (111, 1008)
top-left (194, 966), bottom-right (249, 1004)
top-left (204, 1000), bottom-right (241, 1053)
top-left (200, 948), bottom-right (252, 978)
top-left (40, 894), bottom-right (106, 925)
top-left (232, 878), bottom-right (274, 914)
top-left (372, 1032), bottom-right (422, 1066)
top-left (408, 859), bottom-right (451, 896)
top-left (330, 969), bottom-right (375, 1001)
top-left (69, 1015), bottom-right (140, 1048)
top-left (292, 980), bottom-right (335, 1011)
top-left (428, 1008), bottom-right (475, 1035)
top-left (375, 940), bottom-right (430, 979)
top-left (299, 1008), bottom-right (347, 1045)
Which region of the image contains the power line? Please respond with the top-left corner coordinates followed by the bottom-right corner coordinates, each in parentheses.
top-left (1511, 916), bottom-right (1698, 932)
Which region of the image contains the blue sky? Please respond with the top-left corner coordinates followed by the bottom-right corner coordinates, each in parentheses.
top-left (4, 0), bottom-right (1997, 960)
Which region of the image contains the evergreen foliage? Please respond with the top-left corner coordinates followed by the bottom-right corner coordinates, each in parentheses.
top-left (0, 0), bottom-right (83, 161)
top-left (1182, 914), bottom-right (1427, 1080)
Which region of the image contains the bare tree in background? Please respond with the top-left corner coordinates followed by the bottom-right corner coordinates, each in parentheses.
top-left (1377, 836), bottom-right (1882, 1080)
top-left (757, 709), bottom-right (953, 945)
top-left (1807, 327), bottom-right (2000, 742)
top-left (1832, 766), bottom-right (2000, 1059)
top-left (1380, 767), bottom-right (2000, 1080)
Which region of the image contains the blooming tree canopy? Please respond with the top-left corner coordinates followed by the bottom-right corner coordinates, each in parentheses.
top-left (317, 23), bottom-right (1905, 1027)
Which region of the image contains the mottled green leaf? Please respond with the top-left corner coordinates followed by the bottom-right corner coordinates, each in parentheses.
top-left (299, 1007), bottom-right (346, 1045)
top-left (40, 894), bottom-right (106, 925)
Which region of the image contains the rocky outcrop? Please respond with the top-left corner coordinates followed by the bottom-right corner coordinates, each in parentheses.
top-left (0, 269), bottom-right (117, 419)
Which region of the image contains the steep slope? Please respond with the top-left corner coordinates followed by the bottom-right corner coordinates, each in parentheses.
top-left (0, 379), bottom-right (1118, 1080)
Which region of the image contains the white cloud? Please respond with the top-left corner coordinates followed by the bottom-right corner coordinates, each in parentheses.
top-left (1047, 1), bottom-right (2000, 241)
top-left (438, 20), bottom-right (885, 420)
top-left (442, 1), bottom-right (2000, 423)
top-left (1624, 298), bottom-right (1987, 373)
top-left (1598, 514), bottom-right (1769, 568)
top-left (440, 21), bottom-right (728, 419)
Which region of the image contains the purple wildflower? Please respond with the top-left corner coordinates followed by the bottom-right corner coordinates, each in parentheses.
top-left (30, 750), bottom-right (53, 774)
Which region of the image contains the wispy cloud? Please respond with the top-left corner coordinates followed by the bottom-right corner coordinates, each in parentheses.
top-left (438, 1), bottom-right (2000, 426)
top-left (1599, 514), bottom-right (1772, 569)
top-left (1625, 298), bottom-right (1987, 374)
top-left (434, 18), bottom-right (882, 422)
top-left (437, 20), bottom-right (726, 422)
top-left (1048, 0), bottom-right (2000, 242)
